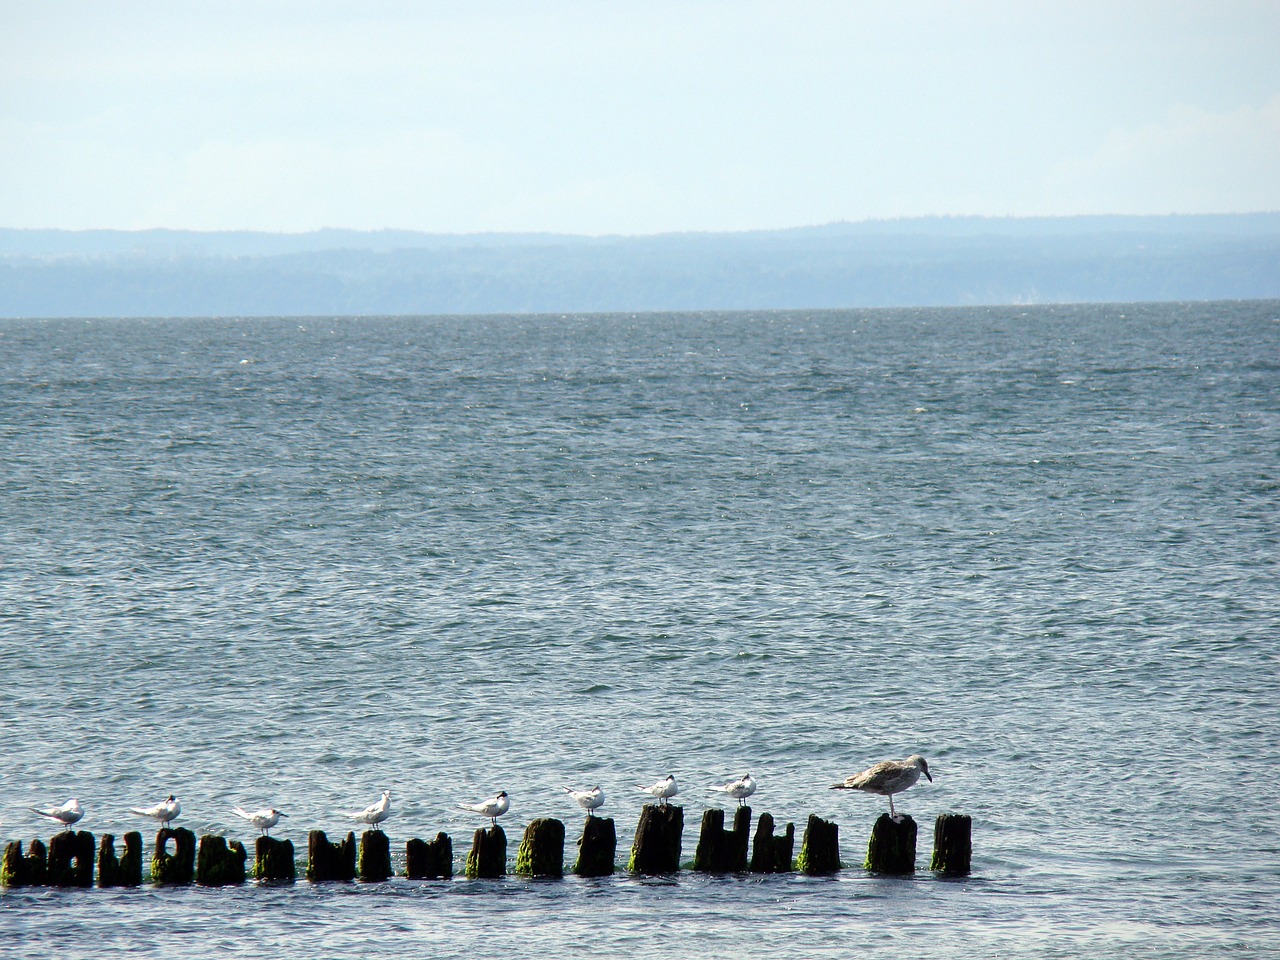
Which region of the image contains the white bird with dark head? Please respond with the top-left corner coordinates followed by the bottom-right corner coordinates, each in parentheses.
top-left (637, 774), bottom-right (679, 805)
top-left (709, 774), bottom-right (756, 806)
top-left (130, 795), bottom-right (181, 825)
top-left (831, 755), bottom-right (933, 820)
top-left (232, 806), bottom-right (287, 836)
top-left (30, 798), bottom-right (84, 831)
top-left (458, 791), bottom-right (510, 826)
top-left (564, 785), bottom-right (605, 817)
top-left (345, 790), bottom-right (392, 827)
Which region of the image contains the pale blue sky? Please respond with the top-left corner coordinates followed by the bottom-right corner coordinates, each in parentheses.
top-left (2, 0), bottom-right (1278, 234)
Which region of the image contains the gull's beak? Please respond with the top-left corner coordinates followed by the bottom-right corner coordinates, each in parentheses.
top-left (924, 770), bottom-right (933, 782)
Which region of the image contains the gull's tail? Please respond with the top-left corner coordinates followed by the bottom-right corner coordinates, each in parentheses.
top-left (232, 807), bottom-right (253, 821)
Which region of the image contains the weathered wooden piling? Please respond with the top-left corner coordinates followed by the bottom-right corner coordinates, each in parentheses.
top-left (572, 816), bottom-right (616, 877)
top-left (865, 814), bottom-right (916, 874)
top-left (628, 803), bottom-right (683, 875)
top-left (98, 832), bottom-right (144, 887)
top-left (930, 814), bottom-right (972, 877)
top-left (465, 825), bottom-right (507, 879)
top-left (254, 837), bottom-right (296, 882)
top-left (749, 813), bottom-right (795, 873)
top-left (515, 818), bottom-right (565, 878)
top-left (693, 806), bottom-right (751, 873)
top-left (306, 830), bottom-right (357, 882)
top-left (358, 830), bottom-right (392, 882)
top-left (405, 833), bottom-right (453, 879)
top-left (196, 834), bottom-right (247, 886)
top-left (795, 814), bottom-right (840, 875)
top-left (151, 828), bottom-right (197, 885)
top-left (47, 830), bottom-right (96, 887)
top-left (1, 839), bottom-right (48, 886)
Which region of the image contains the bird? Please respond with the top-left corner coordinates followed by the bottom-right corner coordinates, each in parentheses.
top-left (708, 774), bottom-right (756, 806)
top-left (130, 795), bottom-right (181, 825)
top-left (345, 790), bottom-right (392, 827)
top-left (232, 806), bottom-right (287, 836)
top-left (458, 791), bottom-right (510, 826)
top-left (831, 755), bottom-right (933, 820)
top-left (30, 798), bottom-right (84, 831)
top-left (637, 774), bottom-right (679, 805)
top-left (564, 785), bottom-right (605, 817)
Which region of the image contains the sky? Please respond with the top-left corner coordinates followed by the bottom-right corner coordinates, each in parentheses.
top-left (2, 0), bottom-right (1278, 235)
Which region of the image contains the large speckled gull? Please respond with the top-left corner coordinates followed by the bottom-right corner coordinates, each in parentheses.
top-left (831, 755), bottom-right (932, 820)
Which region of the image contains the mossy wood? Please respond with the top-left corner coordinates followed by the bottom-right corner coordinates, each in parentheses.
top-left (254, 837), bottom-right (296, 882)
top-left (572, 816), bottom-right (616, 877)
top-left (97, 832), bottom-right (143, 887)
top-left (306, 830), bottom-right (357, 882)
top-left (405, 833), bottom-right (453, 879)
top-left (749, 813), bottom-right (795, 873)
top-left (465, 825), bottom-right (506, 879)
top-left (930, 814), bottom-right (972, 876)
top-left (151, 828), bottom-right (197, 885)
top-left (196, 834), bottom-right (247, 886)
top-left (47, 830), bottom-right (96, 887)
top-left (628, 803), bottom-right (683, 875)
top-left (358, 830), bottom-right (392, 882)
top-left (796, 815), bottom-right (840, 875)
top-left (693, 806), bottom-right (751, 873)
top-left (1, 839), bottom-right (48, 887)
top-left (865, 814), bottom-right (916, 874)
top-left (515, 818), bottom-right (565, 878)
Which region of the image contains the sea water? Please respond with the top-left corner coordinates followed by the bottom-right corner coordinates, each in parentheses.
top-left (1, 302), bottom-right (1277, 958)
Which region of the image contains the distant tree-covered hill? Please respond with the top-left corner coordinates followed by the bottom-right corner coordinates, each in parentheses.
top-left (1, 214), bottom-right (1277, 317)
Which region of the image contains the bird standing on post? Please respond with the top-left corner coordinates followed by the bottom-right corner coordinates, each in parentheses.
top-left (831, 755), bottom-right (932, 820)
top-left (345, 790), bottom-right (392, 827)
top-left (458, 791), bottom-right (510, 826)
top-left (232, 806), bottom-right (287, 836)
top-left (637, 774), bottom-right (679, 805)
top-left (708, 774), bottom-right (756, 807)
top-left (30, 798), bottom-right (84, 831)
top-left (130, 795), bottom-right (181, 825)
top-left (564, 785), bottom-right (605, 817)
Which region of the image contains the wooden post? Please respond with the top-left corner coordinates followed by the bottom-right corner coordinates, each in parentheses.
top-left (796, 814), bottom-right (840, 875)
top-left (47, 830), bottom-right (96, 887)
top-left (694, 806), bottom-right (751, 873)
top-left (465, 825), bottom-right (506, 879)
top-left (930, 814), bottom-right (972, 877)
top-left (749, 813), bottom-right (794, 873)
top-left (1, 839), bottom-right (47, 887)
top-left (196, 835), bottom-right (247, 886)
top-left (515, 818), bottom-right (565, 878)
top-left (98, 832), bottom-right (143, 887)
top-left (358, 830), bottom-right (392, 882)
top-left (865, 814), bottom-right (916, 874)
top-left (254, 837), bottom-right (296, 882)
top-left (151, 828), bottom-right (197, 885)
top-left (572, 816), bottom-right (616, 877)
top-left (306, 830), bottom-right (357, 882)
top-left (628, 803), bottom-right (683, 875)
top-left (405, 833), bottom-right (453, 879)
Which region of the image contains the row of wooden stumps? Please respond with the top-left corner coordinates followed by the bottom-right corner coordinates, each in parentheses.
top-left (1, 811), bottom-right (971, 887)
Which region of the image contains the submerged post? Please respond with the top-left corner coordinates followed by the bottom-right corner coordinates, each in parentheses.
top-left (98, 832), bottom-right (143, 887)
top-left (749, 813), bottom-right (795, 873)
top-left (151, 828), bottom-right (197, 885)
top-left (405, 833), bottom-right (453, 879)
top-left (254, 837), bottom-right (296, 882)
top-left (628, 804), bottom-right (683, 875)
top-left (306, 830), bottom-right (357, 882)
top-left (693, 806), bottom-right (751, 873)
top-left (515, 818), bottom-right (565, 878)
top-left (930, 814), bottom-right (972, 877)
top-left (196, 835), bottom-right (247, 886)
top-left (865, 814), bottom-right (916, 874)
top-left (572, 816), bottom-right (616, 877)
top-left (795, 814), bottom-right (840, 875)
top-left (47, 830), bottom-right (96, 887)
top-left (358, 830), bottom-right (392, 882)
top-left (465, 825), bottom-right (507, 879)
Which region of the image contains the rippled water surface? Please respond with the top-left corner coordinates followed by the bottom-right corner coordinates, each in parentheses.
top-left (2, 303), bottom-right (1278, 958)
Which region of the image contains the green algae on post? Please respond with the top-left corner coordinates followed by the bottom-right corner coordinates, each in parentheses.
top-left (515, 818), bottom-right (565, 878)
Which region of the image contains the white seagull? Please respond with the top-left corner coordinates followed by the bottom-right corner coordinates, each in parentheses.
top-left (709, 774), bottom-right (756, 806)
top-left (130, 795), bottom-right (181, 825)
top-left (831, 755), bottom-right (933, 820)
top-left (232, 806), bottom-right (287, 836)
top-left (30, 798), bottom-right (84, 831)
top-left (458, 791), bottom-right (510, 826)
top-left (345, 790), bottom-right (392, 827)
top-left (637, 774), bottom-right (679, 805)
top-left (564, 785), bottom-right (605, 817)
